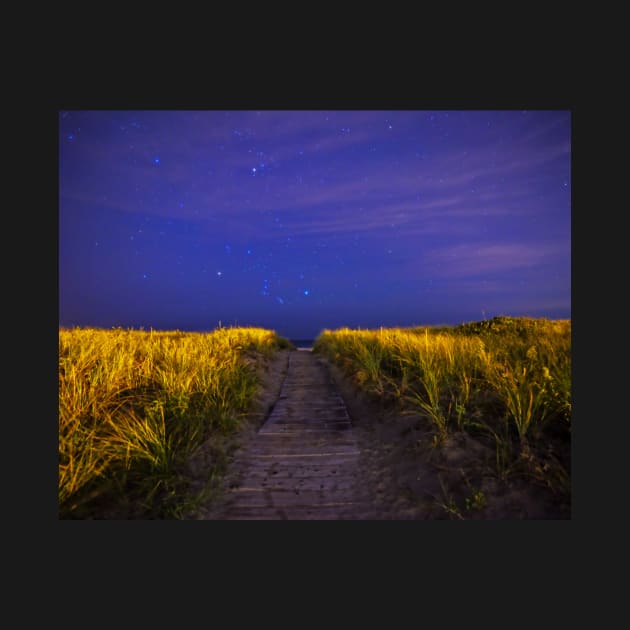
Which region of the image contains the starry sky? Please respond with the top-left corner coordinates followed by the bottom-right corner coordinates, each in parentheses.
top-left (59, 110), bottom-right (571, 341)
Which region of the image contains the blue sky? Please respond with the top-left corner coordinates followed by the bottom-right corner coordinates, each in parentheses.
top-left (59, 109), bottom-right (571, 339)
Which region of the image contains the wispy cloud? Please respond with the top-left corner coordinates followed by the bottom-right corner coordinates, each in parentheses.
top-left (421, 242), bottom-right (562, 278)
top-left (61, 110), bottom-right (570, 246)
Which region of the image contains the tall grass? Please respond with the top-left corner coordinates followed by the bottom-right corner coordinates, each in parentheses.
top-left (315, 327), bottom-right (490, 436)
top-left (59, 326), bottom-right (292, 518)
top-left (314, 317), bottom-right (571, 501)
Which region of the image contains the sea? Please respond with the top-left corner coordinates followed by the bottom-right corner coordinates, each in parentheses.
top-left (290, 339), bottom-right (315, 350)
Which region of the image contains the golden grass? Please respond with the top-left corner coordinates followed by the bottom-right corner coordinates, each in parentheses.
top-left (313, 317), bottom-right (571, 496)
top-left (59, 326), bottom-right (291, 518)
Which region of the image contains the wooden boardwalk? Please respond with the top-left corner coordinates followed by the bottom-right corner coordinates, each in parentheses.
top-left (211, 350), bottom-right (372, 519)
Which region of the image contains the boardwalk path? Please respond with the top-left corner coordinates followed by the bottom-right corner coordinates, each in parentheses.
top-left (208, 349), bottom-right (372, 520)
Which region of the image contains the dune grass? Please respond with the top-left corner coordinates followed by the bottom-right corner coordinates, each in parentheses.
top-left (313, 316), bottom-right (571, 512)
top-left (59, 326), bottom-right (293, 519)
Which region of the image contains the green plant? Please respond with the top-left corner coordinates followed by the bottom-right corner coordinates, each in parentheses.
top-left (406, 367), bottom-right (449, 441)
top-left (435, 475), bottom-right (464, 520)
top-left (465, 489), bottom-right (486, 512)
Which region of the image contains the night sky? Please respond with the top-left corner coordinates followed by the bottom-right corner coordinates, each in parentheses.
top-left (59, 110), bottom-right (571, 340)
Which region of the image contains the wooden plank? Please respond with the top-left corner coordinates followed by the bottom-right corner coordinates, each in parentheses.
top-left (237, 470), bottom-right (360, 482)
top-left (227, 489), bottom-right (358, 506)
top-left (257, 428), bottom-right (352, 436)
top-left (221, 504), bottom-right (375, 520)
top-left (204, 350), bottom-right (369, 520)
top-left (249, 442), bottom-right (358, 451)
top-left (233, 482), bottom-right (358, 493)
top-left (244, 451), bottom-right (359, 461)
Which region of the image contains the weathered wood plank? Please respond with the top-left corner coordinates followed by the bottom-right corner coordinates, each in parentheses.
top-left (231, 478), bottom-right (358, 492)
top-left (237, 468), bottom-right (360, 480)
top-left (221, 504), bottom-right (375, 520)
top-left (210, 350), bottom-right (369, 520)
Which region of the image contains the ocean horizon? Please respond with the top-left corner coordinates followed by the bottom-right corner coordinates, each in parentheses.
top-left (290, 339), bottom-right (315, 348)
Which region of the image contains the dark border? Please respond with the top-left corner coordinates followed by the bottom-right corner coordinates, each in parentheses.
top-left (43, 60), bottom-right (587, 600)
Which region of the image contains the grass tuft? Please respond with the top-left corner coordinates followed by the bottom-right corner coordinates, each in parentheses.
top-left (59, 325), bottom-right (292, 518)
top-left (313, 316), bottom-right (571, 512)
